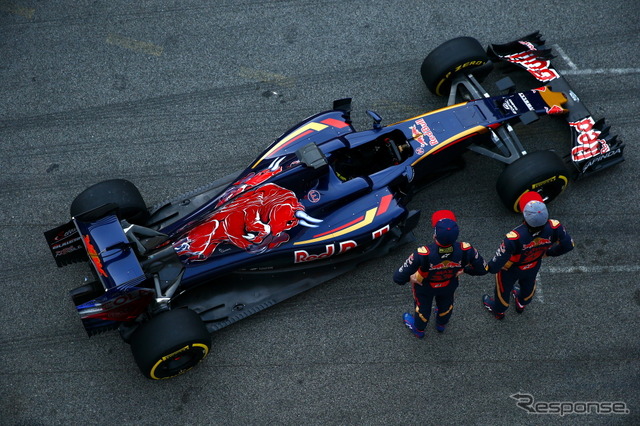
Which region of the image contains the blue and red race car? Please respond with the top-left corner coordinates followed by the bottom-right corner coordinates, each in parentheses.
top-left (45, 32), bottom-right (623, 379)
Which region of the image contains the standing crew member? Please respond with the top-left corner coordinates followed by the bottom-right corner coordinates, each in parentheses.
top-left (394, 210), bottom-right (487, 338)
top-left (483, 192), bottom-right (574, 319)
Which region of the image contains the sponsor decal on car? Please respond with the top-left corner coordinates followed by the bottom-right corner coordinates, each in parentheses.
top-left (546, 105), bottom-right (565, 115)
top-left (84, 235), bottom-right (108, 277)
top-left (174, 183), bottom-right (322, 261)
top-left (410, 118), bottom-right (439, 147)
top-left (503, 41), bottom-right (560, 82)
top-left (372, 224), bottom-right (390, 239)
top-left (294, 240), bottom-right (357, 263)
top-left (582, 147), bottom-right (623, 170)
top-left (569, 116), bottom-right (610, 162)
top-left (518, 93), bottom-right (535, 111)
top-left (51, 234), bottom-right (82, 254)
top-left (307, 189), bottom-right (321, 203)
top-left (502, 99), bottom-right (518, 114)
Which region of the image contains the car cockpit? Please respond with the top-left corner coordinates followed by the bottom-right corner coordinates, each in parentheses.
top-left (332, 130), bottom-right (412, 181)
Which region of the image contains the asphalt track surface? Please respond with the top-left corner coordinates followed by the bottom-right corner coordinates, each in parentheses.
top-left (1, 1), bottom-right (639, 425)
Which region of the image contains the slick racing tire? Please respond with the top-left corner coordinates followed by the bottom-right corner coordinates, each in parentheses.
top-left (130, 308), bottom-right (211, 380)
top-left (496, 150), bottom-right (570, 213)
top-left (70, 179), bottom-right (149, 224)
top-left (421, 37), bottom-right (491, 96)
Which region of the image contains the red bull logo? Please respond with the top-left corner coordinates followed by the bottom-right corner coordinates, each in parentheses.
top-left (546, 105), bottom-right (565, 115)
top-left (174, 183), bottom-right (322, 261)
top-left (519, 237), bottom-right (553, 264)
top-left (570, 117), bottom-right (610, 162)
top-left (294, 240), bottom-right (357, 263)
top-left (430, 260), bottom-right (462, 271)
top-left (505, 42), bottom-right (560, 82)
top-left (523, 237), bottom-right (552, 250)
top-left (410, 118), bottom-right (438, 146)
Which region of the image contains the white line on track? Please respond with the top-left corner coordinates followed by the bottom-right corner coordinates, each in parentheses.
top-left (533, 265), bottom-right (639, 303)
top-left (553, 43), bottom-right (640, 76)
top-left (553, 44), bottom-right (578, 70)
top-left (561, 68), bottom-right (640, 75)
top-left (542, 265), bottom-right (640, 274)
top-left (534, 273), bottom-right (545, 303)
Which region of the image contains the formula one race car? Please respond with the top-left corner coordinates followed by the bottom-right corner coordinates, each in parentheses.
top-left (45, 32), bottom-right (623, 380)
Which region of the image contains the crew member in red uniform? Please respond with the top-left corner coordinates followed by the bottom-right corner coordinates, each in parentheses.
top-left (394, 210), bottom-right (487, 338)
top-left (483, 192), bottom-right (574, 319)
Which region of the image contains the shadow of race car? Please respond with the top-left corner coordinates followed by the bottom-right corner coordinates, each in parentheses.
top-left (45, 32), bottom-right (623, 379)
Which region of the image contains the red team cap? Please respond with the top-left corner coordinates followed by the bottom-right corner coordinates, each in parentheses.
top-left (431, 209), bottom-right (457, 227)
top-left (518, 191), bottom-right (544, 213)
top-left (519, 192), bottom-right (549, 227)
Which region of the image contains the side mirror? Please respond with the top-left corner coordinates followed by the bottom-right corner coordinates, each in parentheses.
top-left (366, 110), bottom-right (382, 130)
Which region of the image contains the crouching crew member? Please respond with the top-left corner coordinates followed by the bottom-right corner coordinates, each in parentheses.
top-left (483, 192), bottom-right (574, 319)
top-left (394, 210), bottom-right (487, 338)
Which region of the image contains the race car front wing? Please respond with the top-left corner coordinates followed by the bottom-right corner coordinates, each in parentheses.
top-left (488, 31), bottom-right (625, 179)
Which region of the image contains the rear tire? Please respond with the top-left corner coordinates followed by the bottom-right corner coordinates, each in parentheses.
top-left (70, 179), bottom-right (149, 223)
top-left (130, 308), bottom-right (211, 380)
top-left (496, 150), bottom-right (570, 212)
top-left (70, 281), bottom-right (104, 306)
top-left (421, 37), bottom-right (491, 97)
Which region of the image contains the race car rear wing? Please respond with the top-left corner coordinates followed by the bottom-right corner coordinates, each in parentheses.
top-left (487, 32), bottom-right (625, 179)
top-left (45, 209), bottom-right (156, 336)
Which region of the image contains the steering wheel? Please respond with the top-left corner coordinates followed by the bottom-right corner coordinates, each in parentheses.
top-left (384, 138), bottom-right (402, 164)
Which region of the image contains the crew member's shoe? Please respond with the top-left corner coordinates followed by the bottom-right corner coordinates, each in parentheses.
top-left (403, 313), bottom-right (425, 338)
top-left (512, 285), bottom-right (526, 314)
top-left (433, 307), bottom-right (446, 332)
top-left (483, 295), bottom-right (505, 320)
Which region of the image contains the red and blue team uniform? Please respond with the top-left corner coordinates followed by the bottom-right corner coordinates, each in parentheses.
top-left (486, 219), bottom-right (574, 314)
top-left (394, 241), bottom-right (487, 332)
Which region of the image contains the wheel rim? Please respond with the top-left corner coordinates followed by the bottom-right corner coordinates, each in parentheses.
top-left (150, 343), bottom-right (209, 380)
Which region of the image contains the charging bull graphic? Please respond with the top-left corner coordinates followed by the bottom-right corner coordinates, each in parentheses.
top-left (216, 157), bottom-right (288, 208)
top-left (174, 183), bottom-right (322, 261)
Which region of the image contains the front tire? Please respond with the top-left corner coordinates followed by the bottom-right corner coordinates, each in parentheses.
top-left (421, 36), bottom-right (491, 97)
top-left (130, 308), bottom-right (211, 380)
top-left (496, 150), bottom-right (570, 212)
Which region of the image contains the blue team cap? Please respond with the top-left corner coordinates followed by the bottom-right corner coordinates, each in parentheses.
top-left (434, 218), bottom-right (459, 246)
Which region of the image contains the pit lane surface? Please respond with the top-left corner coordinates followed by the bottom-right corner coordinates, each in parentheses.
top-left (1, 1), bottom-right (638, 424)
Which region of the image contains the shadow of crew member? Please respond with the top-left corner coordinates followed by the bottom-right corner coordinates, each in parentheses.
top-left (483, 192), bottom-right (574, 319)
top-left (393, 210), bottom-right (488, 338)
